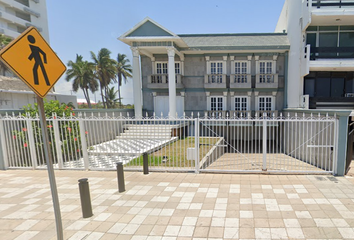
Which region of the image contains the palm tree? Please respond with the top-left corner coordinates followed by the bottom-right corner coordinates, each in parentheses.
top-left (90, 48), bottom-right (117, 108)
top-left (0, 34), bottom-right (12, 76)
top-left (105, 86), bottom-right (119, 108)
top-left (66, 55), bottom-right (98, 108)
top-left (115, 53), bottom-right (132, 107)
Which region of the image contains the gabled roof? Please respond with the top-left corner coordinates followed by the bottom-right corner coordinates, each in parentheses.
top-left (119, 17), bottom-right (189, 47)
top-left (120, 17), bottom-right (178, 38)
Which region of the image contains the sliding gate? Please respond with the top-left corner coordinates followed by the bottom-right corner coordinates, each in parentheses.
top-left (198, 114), bottom-right (337, 174)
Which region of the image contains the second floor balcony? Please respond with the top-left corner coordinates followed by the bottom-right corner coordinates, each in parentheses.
top-left (147, 74), bottom-right (184, 89)
top-left (255, 74), bottom-right (278, 88)
top-left (230, 74), bottom-right (252, 88)
top-left (204, 74), bottom-right (227, 89)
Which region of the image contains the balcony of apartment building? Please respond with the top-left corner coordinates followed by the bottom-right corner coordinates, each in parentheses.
top-left (304, 25), bottom-right (354, 72)
top-left (204, 74), bottom-right (227, 89)
top-left (147, 74), bottom-right (184, 89)
top-left (312, 0), bottom-right (354, 9)
top-left (304, 72), bottom-right (354, 109)
top-left (310, 0), bottom-right (354, 22)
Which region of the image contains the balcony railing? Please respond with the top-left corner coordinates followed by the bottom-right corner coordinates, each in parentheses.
top-left (309, 47), bottom-right (354, 60)
top-left (204, 110), bottom-right (279, 119)
top-left (230, 74), bottom-right (252, 88)
top-left (204, 74), bottom-right (227, 88)
top-left (312, 0), bottom-right (354, 8)
top-left (229, 110), bottom-right (252, 118)
top-left (147, 74), bottom-right (183, 89)
top-left (255, 74), bottom-right (278, 88)
top-left (255, 110), bottom-right (279, 118)
top-left (204, 110), bottom-right (227, 118)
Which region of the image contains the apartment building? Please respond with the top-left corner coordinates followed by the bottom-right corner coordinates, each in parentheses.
top-left (0, 0), bottom-right (49, 41)
top-left (119, 18), bottom-right (289, 118)
top-left (276, 0), bottom-right (354, 109)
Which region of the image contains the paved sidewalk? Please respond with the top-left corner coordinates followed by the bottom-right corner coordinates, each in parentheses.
top-left (0, 166), bottom-right (354, 239)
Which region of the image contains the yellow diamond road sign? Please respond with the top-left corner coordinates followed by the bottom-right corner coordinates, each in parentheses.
top-left (0, 27), bottom-right (66, 98)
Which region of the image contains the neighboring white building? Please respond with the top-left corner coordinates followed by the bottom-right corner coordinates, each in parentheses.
top-left (0, 0), bottom-right (49, 41)
top-left (0, 76), bottom-right (77, 110)
top-left (276, 0), bottom-right (354, 110)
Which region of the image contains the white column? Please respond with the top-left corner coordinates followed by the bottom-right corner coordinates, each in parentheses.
top-left (151, 57), bottom-right (155, 74)
top-left (230, 56), bottom-right (235, 74)
top-left (131, 47), bottom-right (142, 118)
top-left (167, 47), bottom-right (176, 118)
top-left (247, 55), bottom-right (252, 74)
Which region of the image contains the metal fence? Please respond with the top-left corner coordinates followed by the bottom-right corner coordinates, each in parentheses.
top-left (0, 112), bottom-right (338, 174)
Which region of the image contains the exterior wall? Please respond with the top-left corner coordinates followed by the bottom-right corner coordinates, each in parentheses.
top-left (0, 0), bottom-right (49, 41)
top-left (276, 0), bottom-right (302, 108)
top-left (141, 53), bottom-right (287, 115)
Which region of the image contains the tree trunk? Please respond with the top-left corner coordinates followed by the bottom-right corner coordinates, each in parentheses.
top-left (118, 74), bottom-right (122, 108)
top-left (82, 88), bottom-right (92, 109)
top-left (104, 85), bottom-right (110, 108)
top-left (100, 86), bottom-right (105, 109)
top-left (85, 89), bottom-right (92, 109)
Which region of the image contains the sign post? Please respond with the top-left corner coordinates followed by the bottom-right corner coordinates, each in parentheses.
top-left (36, 96), bottom-right (63, 240)
top-left (0, 27), bottom-right (66, 240)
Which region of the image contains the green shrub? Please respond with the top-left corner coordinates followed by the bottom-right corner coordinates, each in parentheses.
top-left (13, 100), bottom-right (83, 166)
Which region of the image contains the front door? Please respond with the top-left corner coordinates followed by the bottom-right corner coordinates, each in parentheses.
top-left (154, 96), bottom-right (184, 117)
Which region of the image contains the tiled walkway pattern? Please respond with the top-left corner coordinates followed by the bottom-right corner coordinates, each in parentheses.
top-left (0, 168), bottom-right (354, 239)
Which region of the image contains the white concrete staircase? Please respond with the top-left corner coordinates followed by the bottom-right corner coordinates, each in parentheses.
top-left (118, 124), bottom-right (174, 139)
top-left (87, 124), bottom-right (178, 161)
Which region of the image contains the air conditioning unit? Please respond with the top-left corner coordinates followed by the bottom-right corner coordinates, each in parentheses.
top-left (300, 95), bottom-right (309, 109)
top-left (187, 148), bottom-right (195, 161)
top-left (345, 93), bottom-right (354, 97)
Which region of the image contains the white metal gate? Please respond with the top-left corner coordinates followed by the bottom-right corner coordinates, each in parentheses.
top-left (0, 112), bottom-right (337, 174)
top-left (198, 113), bottom-right (337, 174)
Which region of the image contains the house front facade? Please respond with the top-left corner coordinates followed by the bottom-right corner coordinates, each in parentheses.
top-left (119, 18), bottom-right (289, 118)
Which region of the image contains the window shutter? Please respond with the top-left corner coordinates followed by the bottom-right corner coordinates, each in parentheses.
top-left (223, 97), bottom-right (227, 110)
top-left (255, 97), bottom-right (259, 111)
top-left (231, 97), bottom-right (235, 110)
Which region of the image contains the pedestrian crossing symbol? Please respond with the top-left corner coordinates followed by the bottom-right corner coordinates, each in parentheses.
top-left (0, 27), bottom-right (66, 98)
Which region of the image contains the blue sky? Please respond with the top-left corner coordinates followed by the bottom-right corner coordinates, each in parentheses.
top-left (47, 0), bottom-right (285, 104)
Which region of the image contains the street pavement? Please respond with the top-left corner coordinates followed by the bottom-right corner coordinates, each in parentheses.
top-left (0, 162), bottom-right (354, 239)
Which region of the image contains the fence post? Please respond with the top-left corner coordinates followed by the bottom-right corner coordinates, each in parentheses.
top-left (194, 118), bottom-right (200, 173)
top-left (52, 116), bottom-right (63, 169)
top-left (116, 162), bottom-right (125, 192)
top-left (262, 114), bottom-right (267, 171)
top-left (78, 178), bottom-right (93, 218)
top-left (335, 115), bottom-right (349, 176)
top-left (143, 153), bottom-right (149, 174)
top-left (0, 119), bottom-right (8, 170)
top-left (333, 118), bottom-right (338, 175)
top-left (78, 119), bottom-right (89, 170)
top-left (26, 119), bottom-right (38, 169)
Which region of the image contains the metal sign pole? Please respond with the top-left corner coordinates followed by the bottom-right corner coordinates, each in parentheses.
top-left (37, 96), bottom-right (63, 240)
